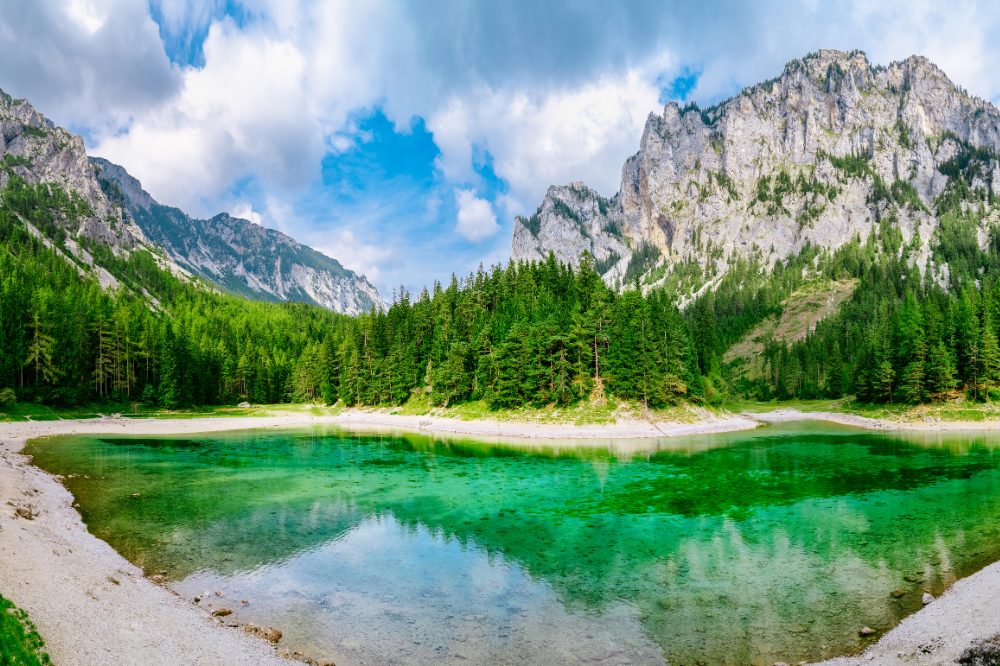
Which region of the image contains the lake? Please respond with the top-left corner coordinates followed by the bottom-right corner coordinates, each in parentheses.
top-left (25, 422), bottom-right (1000, 665)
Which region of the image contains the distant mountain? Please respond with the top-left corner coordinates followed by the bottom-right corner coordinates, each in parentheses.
top-left (0, 87), bottom-right (381, 315)
top-left (513, 49), bottom-right (1000, 296)
top-left (0, 89), bottom-right (178, 294)
top-left (92, 157), bottom-right (383, 314)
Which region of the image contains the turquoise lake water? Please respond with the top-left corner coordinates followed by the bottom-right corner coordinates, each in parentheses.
top-left (25, 423), bottom-right (1000, 665)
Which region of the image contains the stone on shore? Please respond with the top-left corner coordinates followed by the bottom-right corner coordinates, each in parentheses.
top-left (243, 624), bottom-right (282, 643)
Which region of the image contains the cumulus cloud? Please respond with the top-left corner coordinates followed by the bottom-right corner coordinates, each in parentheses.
top-left (230, 202), bottom-right (262, 225)
top-left (0, 0), bottom-right (180, 130)
top-left (317, 229), bottom-right (396, 285)
top-left (93, 17), bottom-right (325, 214)
top-left (431, 65), bottom-right (665, 216)
top-left (455, 189), bottom-right (498, 242)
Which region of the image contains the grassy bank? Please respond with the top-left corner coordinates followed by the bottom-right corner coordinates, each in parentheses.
top-left (0, 595), bottom-right (50, 666)
top-left (6, 395), bottom-right (1000, 427)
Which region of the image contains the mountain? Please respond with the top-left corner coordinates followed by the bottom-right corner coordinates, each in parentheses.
top-left (0, 88), bottom-right (381, 315)
top-left (513, 49), bottom-right (1000, 295)
top-left (92, 158), bottom-right (383, 315)
top-left (0, 88), bottom-right (170, 293)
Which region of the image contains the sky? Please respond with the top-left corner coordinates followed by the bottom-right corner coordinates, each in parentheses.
top-left (2, 0), bottom-right (1000, 295)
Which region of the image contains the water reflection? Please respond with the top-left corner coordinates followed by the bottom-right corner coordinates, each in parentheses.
top-left (26, 423), bottom-right (1000, 665)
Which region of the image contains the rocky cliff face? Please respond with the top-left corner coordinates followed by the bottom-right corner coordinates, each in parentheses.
top-left (92, 157), bottom-right (383, 314)
top-left (513, 50), bottom-right (1000, 292)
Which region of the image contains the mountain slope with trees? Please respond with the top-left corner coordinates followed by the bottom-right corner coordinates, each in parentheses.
top-left (0, 88), bottom-right (381, 315)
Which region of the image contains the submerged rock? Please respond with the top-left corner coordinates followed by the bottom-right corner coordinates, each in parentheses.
top-left (243, 624), bottom-right (282, 643)
top-left (211, 608), bottom-right (232, 617)
top-left (859, 626), bottom-right (876, 637)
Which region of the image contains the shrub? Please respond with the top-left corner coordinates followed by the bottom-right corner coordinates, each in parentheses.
top-left (0, 388), bottom-right (15, 408)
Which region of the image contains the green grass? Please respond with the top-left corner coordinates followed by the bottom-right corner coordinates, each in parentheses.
top-left (8, 395), bottom-right (1000, 428)
top-left (390, 393), bottom-right (731, 426)
top-left (723, 398), bottom-right (852, 414)
top-left (844, 400), bottom-right (1000, 423)
top-left (0, 595), bottom-right (50, 666)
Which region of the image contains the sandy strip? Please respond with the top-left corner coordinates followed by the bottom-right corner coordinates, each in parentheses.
top-left (331, 408), bottom-right (762, 441)
top-left (2, 410), bottom-right (1000, 665)
top-left (751, 407), bottom-right (1000, 432)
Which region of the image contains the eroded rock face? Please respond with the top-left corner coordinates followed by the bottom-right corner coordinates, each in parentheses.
top-left (512, 182), bottom-right (629, 273)
top-left (513, 50), bottom-right (1000, 291)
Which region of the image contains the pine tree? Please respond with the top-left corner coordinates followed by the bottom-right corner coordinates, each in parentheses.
top-left (872, 360), bottom-right (895, 403)
top-left (898, 338), bottom-right (927, 404)
top-left (24, 309), bottom-right (58, 388)
top-left (925, 340), bottom-right (957, 399)
top-left (979, 323), bottom-right (1000, 398)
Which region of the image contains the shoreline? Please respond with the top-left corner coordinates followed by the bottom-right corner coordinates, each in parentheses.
top-left (2, 410), bottom-right (1000, 664)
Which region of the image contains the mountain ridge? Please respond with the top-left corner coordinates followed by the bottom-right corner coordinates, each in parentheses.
top-left (91, 157), bottom-right (383, 314)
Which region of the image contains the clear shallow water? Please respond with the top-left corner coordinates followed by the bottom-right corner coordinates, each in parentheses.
top-left (25, 423), bottom-right (1000, 665)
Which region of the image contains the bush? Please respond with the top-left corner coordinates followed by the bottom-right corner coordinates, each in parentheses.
top-left (0, 388), bottom-right (15, 409)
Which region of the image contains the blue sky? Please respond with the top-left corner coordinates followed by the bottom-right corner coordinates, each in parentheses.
top-left (3, 1), bottom-right (1000, 295)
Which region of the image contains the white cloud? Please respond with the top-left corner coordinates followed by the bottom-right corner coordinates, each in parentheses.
top-left (92, 17), bottom-right (324, 215)
top-left (0, 0), bottom-right (180, 131)
top-left (431, 66), bottom-right (663, 216)
top-left (16, 0), bottom-right (1000, 293)
top-left (66, 0), bottom-right (107, 35)
top-left (455, 189), bottom-right (498, 242)
top-left (318, 229), bottom-right (395, 285)
top-left (230, 202), bottom-right (262, 225)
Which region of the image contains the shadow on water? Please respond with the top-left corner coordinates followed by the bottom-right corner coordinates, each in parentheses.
top-left (25, 422), bottom-right (1000, 665)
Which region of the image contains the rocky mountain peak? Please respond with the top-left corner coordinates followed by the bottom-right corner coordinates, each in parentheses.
top-left (513, 51), bottom-right (1000, 298)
